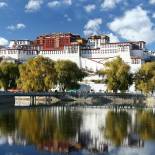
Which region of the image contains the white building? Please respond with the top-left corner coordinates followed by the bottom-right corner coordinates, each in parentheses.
top-left (0, 34), bottom-right (154, 92)
top-left (9, 40), bottom-right (32, 48)
top-left (38, 35), bottom-right (149, 73)
top-left (39, 45), bottom-right (81, 68)
top-left (0, 48), bottom-right (38, 62)
top-left (80, 35), bottom-right (146, 73)
top-left (0, 35), bottom-right (150, 73)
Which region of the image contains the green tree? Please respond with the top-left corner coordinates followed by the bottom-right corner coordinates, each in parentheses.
top-left (134, 62), bottom-right (155, 94)
top-left (99, 57), bottom-right (132, 93)
top-left (17, 56), bottom-right (57, 92)
top-left (55, 60), bottom-right (86, 91)
top-left (0, 62), bottom-right (19, 90)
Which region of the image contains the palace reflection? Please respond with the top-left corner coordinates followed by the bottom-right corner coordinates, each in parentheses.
top-left (0, 107), bottom-right (155, 153)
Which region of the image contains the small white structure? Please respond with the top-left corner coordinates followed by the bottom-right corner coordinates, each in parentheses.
top-left (0, 49), bottom-right (38, 62)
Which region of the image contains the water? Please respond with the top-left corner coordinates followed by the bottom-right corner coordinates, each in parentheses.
top-left (0, 107), bottom-right (155, 155)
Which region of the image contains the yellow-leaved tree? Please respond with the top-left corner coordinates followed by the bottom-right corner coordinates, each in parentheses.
top-left (135, 62), bottom-right (155, 94)
top-left (99, 57), bottom-right (133, 93)
top-left (17, 56), bottom-right (57, 92)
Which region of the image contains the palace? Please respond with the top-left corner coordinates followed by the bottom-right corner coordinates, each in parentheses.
top-left (0, 33), bottom-right (154, 73)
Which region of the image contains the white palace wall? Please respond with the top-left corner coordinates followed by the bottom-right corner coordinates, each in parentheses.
top-left (39, 45), bottom-right (81, 67)
top-left (0, 49), bottom-right (38, 62)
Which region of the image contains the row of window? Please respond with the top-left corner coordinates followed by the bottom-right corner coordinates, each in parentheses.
top-left (0, 50), bottom-right (37, 55)
top-left (81, 50), bottom-right (118, 54)
top-left (40, 51), bottom-right (63, 54)
top-left (11, 41), bottom-right (30, 45)
top-left (132, 59), bottom-right (141, 64)
top-left (40, 50), bottom-right (78, 55)
top-left (102, 44), bottom-right (130, 48)
top-left (119, 47), bottom-right (130, 51)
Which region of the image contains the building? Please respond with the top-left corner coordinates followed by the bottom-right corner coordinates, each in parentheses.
top-left (37, 34), bottom-right (149, 73)
top-left (1, 32), bottom-right (155, 92)
top-left (0, 33), bottom-right (153, 73)
top-left (33, 32), bottom-right (83, 51)
top-left (80, 39), bottom-right (146, 73)
top-left (0, 48), bottom-right (38, 63)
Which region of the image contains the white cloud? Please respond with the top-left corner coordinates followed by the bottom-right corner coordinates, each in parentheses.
top-left (7, 23), bottom-right (26, 31)
top-left (47, 1), bottom-right (61, 8)
top-left (101, 0), bottom-right (122, 10)
top-left (152, 13), bottom-right (155, 18)
top-left (84, 18), bottom-right (102, 36)
top-left (0, 2), bottom-right (7, 8)
top-left (84, 4), bottom-right (96, 13)
top-left (108, 6), bottom-right (155, 43)
top-left (16, 23), bottom-right (26, 29)
top-left (25, 0), bottom-right (43, 12)
top-left (150, 0), bottom-right (155, 4)
top-left (47, 0), bottom-right (72, 8)
top-left (0, 37), bottom-right (8, 46)
top-left (63, 0), bottom-right (72, 5)
top-left (108, 33), bottom-right (119, 43)
top-left (64, 14), bottom-right (72, 22)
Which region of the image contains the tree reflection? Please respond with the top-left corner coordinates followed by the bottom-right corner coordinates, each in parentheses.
top-left (104, 110), bottom-right (131, 146)
top-left (57, 110), bottom-right (81, 139)
top-left (2, 108), bottom-right (155, 153)
top-left (15, 108), bottom-right (82, 151)
top-left (136, 110), bottom-right (155, 140)
top-left (0, 110), bottom-right (15, 135)
top-left (16, 109), bottom-right (56, 145)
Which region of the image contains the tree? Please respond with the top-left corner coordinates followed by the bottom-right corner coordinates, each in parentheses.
top-left (17, 56), bottom-right (57, 92)
top-left (99, 57), bottom-right (132, 93)
top-left (0, 62), bottom-right (19, 90)
top-left (55, 60), bottom-right (86, 91)
top-left (134, 62), bottom-right (155, 94)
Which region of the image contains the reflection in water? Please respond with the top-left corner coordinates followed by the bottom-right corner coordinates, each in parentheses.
top-left (0, 110), bottom-right (15, 136)
top-left (104, 110), bottom-right (131, 146)
top-left (0, 107), bottom-right (155, 154)
top-left (136, 110), bottom-right (155, 140)
top-left (16, 108), bottom-right (82, 152)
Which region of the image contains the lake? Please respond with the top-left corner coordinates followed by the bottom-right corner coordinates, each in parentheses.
top-left (0, 106), bottom-right (155, 155)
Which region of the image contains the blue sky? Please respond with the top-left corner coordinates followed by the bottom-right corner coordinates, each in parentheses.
top-left (0, 0), bottom-right (155, 50)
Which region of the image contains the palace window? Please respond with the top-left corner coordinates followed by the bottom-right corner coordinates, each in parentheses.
top-left (132, 59), bottom-right (140, 64)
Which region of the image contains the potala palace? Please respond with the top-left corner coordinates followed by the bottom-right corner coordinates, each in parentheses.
top-left (0, 33), bottom-right (154, 92)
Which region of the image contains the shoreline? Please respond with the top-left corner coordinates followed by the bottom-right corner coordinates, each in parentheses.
top-left (0, 92), bottom-right (155, 108)
top-left (12, 102), bottom-right (155, 110)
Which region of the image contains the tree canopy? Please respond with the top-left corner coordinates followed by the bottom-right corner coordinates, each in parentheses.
top-left (17, 57), bottom-right (86, 92)
top-left (17, 56), bottom-right (57, 92)
top-left (99, 57), bottom-right (132, 93)
top-left (55, 60), bottom-right (86, 91)
top-left (134, 62), bottom-right (155, 94)
top-left (0, 62), bottom-right (19, 90)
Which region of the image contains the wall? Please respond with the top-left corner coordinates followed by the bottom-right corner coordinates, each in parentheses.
top-left (39, 46), bottom-right (81, 67)
top-left (0, 49), bottom-right (38, 62)
top-left (80, 57), bottom-right (103, 72)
